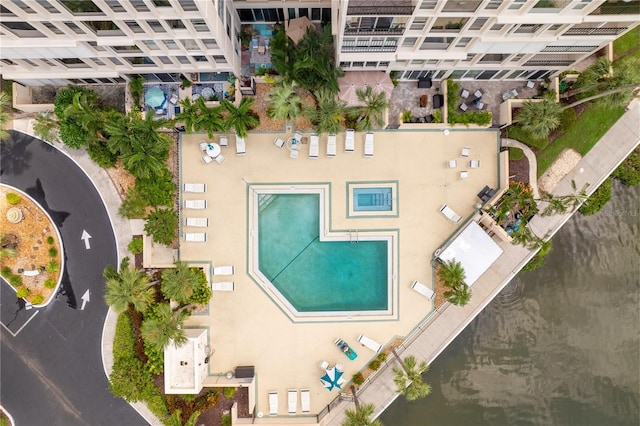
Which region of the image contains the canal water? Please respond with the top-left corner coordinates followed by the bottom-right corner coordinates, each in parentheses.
top-left (381, 181), bottom-right (639, 426)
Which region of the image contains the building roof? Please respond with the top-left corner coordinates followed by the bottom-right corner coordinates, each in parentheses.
top-left (164, 328), bottom-right (209, 394)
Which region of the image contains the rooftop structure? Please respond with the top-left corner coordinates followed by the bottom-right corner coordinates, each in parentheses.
top-left (164, 328), bottom-right (209, 394)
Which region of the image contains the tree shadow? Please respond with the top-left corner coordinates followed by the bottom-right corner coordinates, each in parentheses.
top-left (55, 261), bottom-right (77, 309)
top-left (0, 130), bottom-right (34, 176)
top-left (24, 178), bottom-right (70, 228)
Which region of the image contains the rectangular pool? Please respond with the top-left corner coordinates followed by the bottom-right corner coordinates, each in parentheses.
top-left (353, 187), bottom-right (393, 212)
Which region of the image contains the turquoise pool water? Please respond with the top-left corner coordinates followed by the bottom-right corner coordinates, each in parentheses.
top-left (353, 187), bottom-right (393, 212)
top-left (258, 194), bottom-right (388, 312)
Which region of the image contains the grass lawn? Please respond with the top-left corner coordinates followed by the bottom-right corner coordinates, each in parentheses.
top-left (537, 103), bottom-right (626, 177)
top-left (613, 26), bottom-right (640, 58)
top-left (506, 125), bottom-right (547, 150)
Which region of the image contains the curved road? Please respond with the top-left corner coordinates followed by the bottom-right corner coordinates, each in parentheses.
top-left (0, 131), bottom-right (145, 426)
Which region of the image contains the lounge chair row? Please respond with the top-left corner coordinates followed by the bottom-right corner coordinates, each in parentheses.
top-left (274, 130), bottom-right (374, 157)
top-left (269, 389), bottom-right (310, 416)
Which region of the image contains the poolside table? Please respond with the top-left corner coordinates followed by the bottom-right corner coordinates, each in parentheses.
top-left (206, 143), bottom-right (221, 158)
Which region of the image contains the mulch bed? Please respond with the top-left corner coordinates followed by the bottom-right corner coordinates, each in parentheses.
top-left (509, 157), bottom-right (530, 184)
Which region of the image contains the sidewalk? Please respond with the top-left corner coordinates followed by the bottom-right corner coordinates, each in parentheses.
top-left (320, 100), bottom-right (640, 425)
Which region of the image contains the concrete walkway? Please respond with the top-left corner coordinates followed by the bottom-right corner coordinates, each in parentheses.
top-left (502, 138), bottom-right (540, 198)
top-left (320, 99), bottom-right (640, 426)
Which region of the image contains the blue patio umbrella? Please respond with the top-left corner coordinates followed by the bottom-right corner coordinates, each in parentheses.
top-left (145, 86), bottom-right (166, 109)
top-left (321, 367), bottom-right (344, 391)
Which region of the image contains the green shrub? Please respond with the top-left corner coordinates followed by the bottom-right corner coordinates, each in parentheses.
top-left (9, 274), bottom-right (23, 287)
top-left (47, 236), bottom-right (55, 245)
top-left (448, 110), bottom-right (492, 126)
top-left (189, 269), bottom-right (212, 306)
top-left (352, 372), bottom-right (364, 386)
top-left (88, 139), bottom-right (118, 168)
top-left (509, 147), bottom-right (525, 161)
top-left (48, 247), bottom-right (58, 257)
top-left (558, 108), bottom-right (577, 131)
top-left (1, 266), bottom-right (12, 278)
top-left (59, 121), bottom-right (89, 149)
top-left (377, 352), bottom-right (387, 362)
top-left (129, 75), bottom-right (144, 107)
top-left (432, 109), bottom-right (442, 123)
top-left (119, 189), bottom-right (148, 219)
top-left (402, 110), bottom-right (412, 123)
top-left (31, 294), bottom-right (44, 305)
top-left (44, 278), bottom-right (57, 289)
top-left (6, 193), bottom-right (21, 205)
top-left (47, 260), bottom-right (60, 273)
top-left (221, 413), bottom-right (232, 426)
top-left (523, 240), bottom-right (552, 272)
top-left (369, 359), bottom-right (381, 371)
top-left (128, 238), bottom-right (144, 255)
top-left (579, 177), bottom-right (613, 216)
top-left (612, 147), bottom-right (640, 186)
top-left (144, 208), bottom-right (178, 245)
top-left (16, 287), bottom-right (30, 299)
top-left (53, 85), bottom-right (92, 118)
top-left (135, 170), bottom-right (176, 207)
top-left (223, 387), bottom-right (237, 398)
top-left (506, 124), bottom-right (548, 150)
top-left (144, 343), bottom-right (164, 376)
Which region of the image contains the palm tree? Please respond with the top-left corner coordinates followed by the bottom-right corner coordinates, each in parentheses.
top-left (194, 97), bottom-right (225, 138)
top-left (220, 98), bottom-right (260, 138)
top-left (392, 355), bottom-right (431, 402)
top-left (444, 283), bottom-right (472, 306)
top-left (341, 403), bottom-right (383, 426)
top-left (33, 112), bottom-right (60, 143)
top-left (175, 97), bottom-right (201, 134)
top-left (539, 180), bottom-right (589, 216)
top-left (267, 81), bottom-right (302, 122)
top-left (0, 235), bottom-right (17, 259)
top-left (64, 91), bottom-right (106, 141)
top-left (160, 261), bottom-right (201, 305)
top-left (0, 92), bottom-right (10, 141)
top-left (437, 259), bottom-right (466, 288)
top-left (103, 257), bottom-right (155, 314)
top-left (351, 86), bottom-right (389, 132)
top-left (304, 89), bottom-right (347, 135)
top-left (141, 302), bottom-right (188, 351)
top-left (164, 410), bottom-right (200, 426)
top-left (515, 91), bottom-right (562, 140)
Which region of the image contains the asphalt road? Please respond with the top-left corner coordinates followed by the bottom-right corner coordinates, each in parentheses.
top-left (1, 131), bottom-right (146, 426)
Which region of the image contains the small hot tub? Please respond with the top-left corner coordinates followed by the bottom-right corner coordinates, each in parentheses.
top-left (353, 187), bottom-right (393, 212)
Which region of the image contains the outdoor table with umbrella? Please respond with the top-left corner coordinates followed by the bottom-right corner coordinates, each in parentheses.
top-left (338, 71), bottom-right (393, 107)
top-left (286, 16), bottom-right (314, 44)
top-left (321, 367), bottom-right (344, 391)
top-left (145, 86), bottom-right (167, 109)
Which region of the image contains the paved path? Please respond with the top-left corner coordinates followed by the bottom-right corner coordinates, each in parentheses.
top-left (501, 138), bottom-right (540, 198)
top-left (320, 100), bottom-right (640, 425)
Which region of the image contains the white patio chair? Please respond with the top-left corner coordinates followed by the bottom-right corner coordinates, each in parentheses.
top-left (274, 137), bottom-right (285, 148)
top-left (345, 129), bottom-right (355, 152)
top-left (461, 146), bottom-right (471, 157)
top-left (364, 132), bottom-right (374, 157)
top-left (293, 131), bottom-right (303, 142)
top-left (211, 281), bottom-right (235, 291)
top-left (309, 134), bottom-right (319, 158)
top-left (448, 160), bottom-right (457, 168)
top-left (474, 89), bottom-right (483, 99)
top-left (213, 265), bottom-right (234, 275)
top-left (202, 155), bottom-right (213, 164)
top-left (184, 232), bottom-right (206, 242)
top-left (439, 204), bottom-right (462, 223)
top-left (459, 103), bottom-right (468, 112)
top-left (269, 391), bottom-right (278, 416)
top-left (199, 142), bottom-right (208, 152)
top-left (461, 89), bottom-right (470, 99)
top-left (183, 183), bottom-right (206, 193)
top-left (460, 170), bottom-right (469, 179)
top-left (219, 136), bottom-right (228, 147)
top-left (215, 154), bottom-right (225, 164)
top-left (185, 217), bottom-right (208, 227)
top-left (288, 389), bottom-right (298, 415)
top-left (412, 280), bottom-right (435, 299)
top-left (290, 149), bottom-right (299, 159)
top-left (184, 199), bottom-right (206, 209)
top-left (235, 136), bottom-right (246, 156)
top-left (470, 160), bottom-right (480, 168)
top-left (319, 360), bottom-right (330, 370)
top-left (357, 335), bottom-right (382, 353)
top-left (300, 389), bottom-right (310, 413)
top-left (327, 134), bottom-right (337, 157)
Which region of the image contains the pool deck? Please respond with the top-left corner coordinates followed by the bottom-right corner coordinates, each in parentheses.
top-left (179, 128), bottom-right (501, 420)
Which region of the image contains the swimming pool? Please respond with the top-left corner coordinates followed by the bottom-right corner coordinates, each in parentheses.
top-left (353, 187), bottom-right (393, 212)
top-left (256, 193), bottom-right (389, 313)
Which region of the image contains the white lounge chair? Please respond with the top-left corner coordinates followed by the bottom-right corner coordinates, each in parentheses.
top-left (219, 136), bottom-right (228, 147)
top-left (439, 204), bottom-right (462, 223)
top-left (213, 265), bottom-right (234, 275)
top-left (470, 160), bottom-right (480, 168)
top-left (364, 132), bottom-right (374, 157)
top-left (269, 391), bottom-right (278, 416)
top-left (288, 389), bottom-right (297, 415)
top-left (319, 360), bottom-right (329, 370)
top-left (460, 171), bottom-right (469, 179)
top-left (327, 134), bottom-right (337, 157)
top-left (185, 217), bottom-right (208, 227)
top-left (202, 155), bottom-right (213, 164)
top-left (184, 232), bottom-right (206, 242)
top-left (215, 154), bottom-right (225, 164)
top-left (448, 160), bottom-right (457, 168)
top-left (357, 335), bottom-right (382, 353)
top-left (290, 149), bottom-right (299, 159)
top-left (274, 137), bottom-right (285, 148)
top-left (184, 199), bottom-right (207, 209)
top-left (345, 129), bottom-right (355, 152)
top-left (461, 146), bottom-right (471, 157)
top-left (199, 142), bottom-right (208, 152)
top-left (211, 281), bottom-right (234, 291)
top-left (309, 134), bottom-right (319, 159)
top-left (300, 389), bottom-right (310, 413)
top-left (183, 183), bottom-right (206, 193)
top-left (412, 280), bottom-right (435, 299)
top-left (236, 136), bottom-right (246, 156)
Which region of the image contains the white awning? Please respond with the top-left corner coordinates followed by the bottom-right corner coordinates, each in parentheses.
top-left (438, 221), bottom-right (503, 286)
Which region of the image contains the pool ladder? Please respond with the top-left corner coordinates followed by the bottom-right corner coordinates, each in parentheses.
top-left (349, 229), bottom-right (359, 243)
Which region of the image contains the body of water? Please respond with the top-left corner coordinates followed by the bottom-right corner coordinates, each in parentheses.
top-left (381, 181), bottom-right (639, 426)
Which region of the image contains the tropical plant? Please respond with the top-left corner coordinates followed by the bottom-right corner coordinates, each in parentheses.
top-left (522, 239), bottom-right (553, 272)
top-left (304, 88), bottom-right (347, 135)
top-left (128, 237), bottom-right (144, 255)
top-left (444, 283), bottom-right (472, 306)
top-left (164, 409), bottom-right (200, 426)
top-left (401, 110), bottom-right (412, 123)
top-left (33, 112), bottom-right (60, 143)
top-left (103, 257), bottom-right (155, 314)
top-left (267, 80), bottom-right (302, 122)
top-left (341, 403), bottom-right (383, 426)
top-left (175, 97), bottom-right (201, 134)
top-left (87, 139), bottom-right (118, 168)
top-left (539, 180), bottom-right (589, 216)
top-left (0, 91), bottom-right (10, 141)
top-left (612, 147), bottom-right (640, 185)
top-left (161, 261), bottom-right (204, 305)
top-left (134, 168), bottom-right (176, 207)
top-left (194, 97), bottom-right (225, 138)
top-left (129, 75), bottom-right (145, 107)
top-left (352, 372), bottom-right (364, 386)
top-left (16, 287), bottom-right (30, 299)
top-left (47, 260), bottom-right (59, 273)
top-left (119, 189), bottom-right (148, 219)
top-left (144, 208), bottom-right (178, 245)
top-left (0, 240), bottom-right (16, 259)
top-left (292, 25), bottom-right (342, 94)
top-left (141, 303), bottom-right (189, 351)
top-left (392, 355), bottom-right (431, 402)
top-left (437, 259), bottom-right (466, 288)
top-left (515, 91), bottom-right (562, 139)
top-left (63, 91), bottom-right (106, 141)
top-left (350, 86), bottom-right (390, 132)
top-left (510, 226), bottom-right (546, 250)
top-left (220, 97), bottom-right (260, 138)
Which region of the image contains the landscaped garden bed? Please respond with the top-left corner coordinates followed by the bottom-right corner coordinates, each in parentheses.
top-left (0, 185), bottom-right (63, 306)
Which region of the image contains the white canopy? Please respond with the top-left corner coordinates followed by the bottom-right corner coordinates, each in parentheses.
top-left (438, 221), bottom-right (503, 286)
